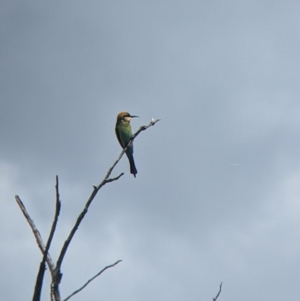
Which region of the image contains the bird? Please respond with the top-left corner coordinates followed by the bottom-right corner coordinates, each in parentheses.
top-left (115, 112), bottom-right (138, 177)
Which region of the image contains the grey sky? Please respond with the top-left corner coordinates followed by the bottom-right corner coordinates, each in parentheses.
top-left (1, 1), bottom-right (300, 300)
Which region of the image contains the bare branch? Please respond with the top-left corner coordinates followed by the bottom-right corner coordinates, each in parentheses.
top-left (15, 118), bottom-right (159, 300)
top-left (55, 119), bottom-right (160, 284)
top-left (62, 260), bottom-right (122, 301)
top-left (14, 195), bottom-right (55, 275)
top-left (131, 118), bottom-right (161, 140)
top-left (106, 172), bottom-right (124, 183)
top-left (45, 176), bottom-right (62, 301)
top-left (33, 176), bottom-right (61, 301)
top-left (213, 282), bottom-right (223, 301)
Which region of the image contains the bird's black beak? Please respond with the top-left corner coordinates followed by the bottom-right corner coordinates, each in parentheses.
top-left (130, 115), bottom-right (139, 118)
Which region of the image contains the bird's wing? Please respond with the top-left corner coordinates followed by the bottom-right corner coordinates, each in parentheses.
top-left (115, 127), bottom-right (124, 148)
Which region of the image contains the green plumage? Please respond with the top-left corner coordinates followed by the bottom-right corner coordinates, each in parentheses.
top-left (115, 112), bottom-right (138, 177)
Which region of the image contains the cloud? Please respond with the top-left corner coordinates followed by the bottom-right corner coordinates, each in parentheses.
top-left (1, 1), bottom-right (300, 300)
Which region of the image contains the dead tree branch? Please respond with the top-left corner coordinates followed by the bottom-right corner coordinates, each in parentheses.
top-left (15, 118), bottom-right (160, 301)
top-left (33, 176), bottom-right (61, 301)
top-left (62, 260), bottom-right (122, 301)
top-left (14, 195), bottom-right (55, 275)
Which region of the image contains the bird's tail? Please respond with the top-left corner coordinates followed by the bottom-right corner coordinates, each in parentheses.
top-left (126, 151), bottom-right (138, 177)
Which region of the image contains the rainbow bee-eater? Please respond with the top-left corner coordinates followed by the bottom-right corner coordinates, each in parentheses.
top-left (115, 112), bottom-right (138, 177)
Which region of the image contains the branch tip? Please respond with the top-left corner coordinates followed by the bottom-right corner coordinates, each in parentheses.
top-left (63, 260), bottom-right (122, 301)
top-left (213, 282), bottom-right (223, 301)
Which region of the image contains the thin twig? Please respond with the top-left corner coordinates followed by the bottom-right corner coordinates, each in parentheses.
top-left (55, 119), bottom-right (160, 284)
top-left (213, 282), bottom-right (223, 301)
top-left (105, 172), bottom-right (124, 183)
top-left (131, 118), bottom-right (161, 140)
top-left (14, 195), bottom-right (55, 275)
top-left (62, 260), bottom-right (122, 301)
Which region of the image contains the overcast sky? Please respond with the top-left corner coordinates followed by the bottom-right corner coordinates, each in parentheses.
top-left (1, 1), bottom-right (300, 300)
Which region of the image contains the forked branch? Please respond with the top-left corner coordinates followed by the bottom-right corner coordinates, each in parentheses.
top-left (15, 118), bottom-right (160, 301)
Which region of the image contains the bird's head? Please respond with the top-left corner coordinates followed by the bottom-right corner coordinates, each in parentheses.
top-left (117, 112), bottom-right (139, 123)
